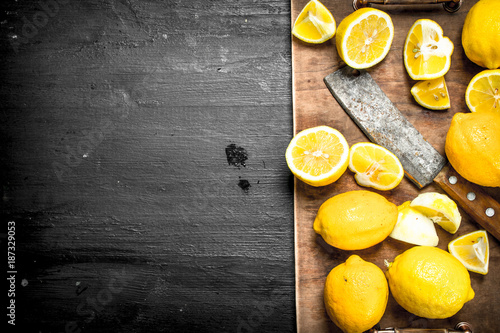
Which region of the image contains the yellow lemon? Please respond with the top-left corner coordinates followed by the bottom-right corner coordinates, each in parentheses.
top-left (449, 230), bottom-right (489, 275)
top-left (462, 0), bottom-right (500, 69)
top-left (404, 19), bottom-right (453, 80)
top-left (389, 201), bottom-right (439, 246)
top-left (292, 0), bottom-right (336, 44)
top-left (285, 126), bottom-right (349, 187)
top-left (445, 111), bottom-right (500, 187)
top-left (348, 142), bottom-right (404, 191)
top-left (335, 8), bottom-right (394, 69)
top-left (410, 192), bottom-right (461, 234)
top-left (324, 255), bottom-right (388, 333)
top-left (313, 190), bottom-right (398, 250)
top-left (465, 69), bottom-right (500, 113)
top-left (386, 246), bottom-right (475, 319)
top-left (410, 76), bottom-right (450, 110)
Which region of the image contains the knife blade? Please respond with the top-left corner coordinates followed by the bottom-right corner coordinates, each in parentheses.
top-left (324, 66), bottom-right (500, 241)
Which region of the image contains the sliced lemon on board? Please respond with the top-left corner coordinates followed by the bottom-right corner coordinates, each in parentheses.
top-left (348, 142), bottom-right (404, 191)
top-left (449, 230), bottom-right (489, 275)
top-left (465, 69), bottom-right (500, 113)
top-left (285, 126), bottom-right (349, 187)
top-left (389, 202), bottom-right (439, 246)
top-left (410, 192), bottom-right (461, 234)
top-left (411, 76), bottom-right (450, 110)
top-left (404, 19), bottom-right (454, 80)
top-left (292, 0), bottom-right (336, 44)
top-left (335, 8), bottom-right (394, 69)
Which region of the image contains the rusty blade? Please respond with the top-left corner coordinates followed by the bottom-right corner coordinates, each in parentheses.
top-left (324, 66), bottom-right (446, 189)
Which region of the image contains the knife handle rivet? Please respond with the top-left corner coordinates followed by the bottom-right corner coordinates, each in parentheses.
top-left (466, 192), bottom-right (476, 201)
top-left (449, 176), bottom-right (458, 185)
top-left (486, 208), bottom-right (495, 217)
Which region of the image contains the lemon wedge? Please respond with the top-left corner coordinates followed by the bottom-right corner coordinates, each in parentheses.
top-left (410, 192), bottom-right (461, 234)
top-left (411, 76), bottom-right (450, 110)
top-left (465, 69), bottom-right (500, 113)
top-left (292, 0), bottom-right (336, 44)
top-left (389, 201), bottom-right (439, 246)
top-left (285, 125), bottom-right (349, 187)
top-left (449, 230), bottom-right (489, 275)
top-left (335, 8), bottom-right (394, 69)
top-left (348, 142), bottom-right (404, 191)
top-left (404, 19), bottom-right (454, 80)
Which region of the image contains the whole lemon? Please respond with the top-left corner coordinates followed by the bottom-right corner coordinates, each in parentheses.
top-left (462, 0), bottom-right (500, 69)
top-left (313, 190), bottom-right (398, 250)
top-left (386, 246), bottom-right (475, 319)
top-left (445, 111), bottom-right (500, 187)
top-left (324, 255), bottom-right (388, 333)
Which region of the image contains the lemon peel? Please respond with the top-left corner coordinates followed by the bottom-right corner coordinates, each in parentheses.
top-left (292, 0), bottom-right (336, 44)
top-left (348, 142), bottom-right (404, 191)
top-left (389, 201), bottom-right (439, 246)
top-left (410, 192), bottom-right (461, 234)
top-left (449, 230), bottom-right (489, 275)
top-left (411, 76), bottom-right (450, 110)
top-left (404, 19), bottom-right (453, 80)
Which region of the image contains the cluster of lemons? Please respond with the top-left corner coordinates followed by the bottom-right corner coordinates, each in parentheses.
top-left (291, 0), bottom-right (500, 187)
top-left (288, 1), bottom-right (498, 332)
top-left (312, 189), bottom-right (487, 333)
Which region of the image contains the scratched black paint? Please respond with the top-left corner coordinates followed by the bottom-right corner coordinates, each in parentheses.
top-left (1, 0), bottom-right (294, 331)
top-left (238, 178), bottom-right (251, 192)
top-left (225, 144), bottom-right (248, 168)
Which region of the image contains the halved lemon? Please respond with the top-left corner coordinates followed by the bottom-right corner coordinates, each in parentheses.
top-left (292, 0), bottom-right (336, 44)
top-left (465, 69), bottom-right (500, 113)
top-left (285, 126), bottom-right (349, 187)
top-left (404, 19), bottom-right (454, 80)
top-left (348, 142), bottom-right (404, 191)
top-left (449, 230), bottom-right (489, 275)
top-left (410, 192), bottom-right (461, 234)
top-left (335, 8), bottom-right (394, 69)
top-left (389, 201), bottom-right (439, 246)
top-left (410, 76), bottom-right (450, 110)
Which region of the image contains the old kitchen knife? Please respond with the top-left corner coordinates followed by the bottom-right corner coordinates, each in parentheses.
top-left (324, 66), bottom-right (500, 241)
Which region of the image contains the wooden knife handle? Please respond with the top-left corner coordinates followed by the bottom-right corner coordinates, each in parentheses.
top-left (434, 163), bottom-right (500, 241)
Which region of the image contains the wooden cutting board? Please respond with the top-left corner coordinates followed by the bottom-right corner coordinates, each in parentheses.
top-left (291, 1), bottom-right (500, 332)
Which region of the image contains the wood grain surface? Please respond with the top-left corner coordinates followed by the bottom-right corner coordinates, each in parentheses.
top-left (291, 0), bottom-right (500, 332)
top-left (1, 0), bottom-right (295, 332)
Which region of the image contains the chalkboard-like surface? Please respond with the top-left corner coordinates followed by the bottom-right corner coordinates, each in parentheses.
top-left (1, 0), bottom-right (295, 331)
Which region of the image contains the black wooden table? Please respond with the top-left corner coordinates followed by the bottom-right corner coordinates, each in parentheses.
top-left (1, 1), bottom-right (295, 332)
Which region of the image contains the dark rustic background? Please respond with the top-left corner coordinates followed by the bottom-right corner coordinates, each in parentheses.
top-left (1, 0), bottom-right (295, 332)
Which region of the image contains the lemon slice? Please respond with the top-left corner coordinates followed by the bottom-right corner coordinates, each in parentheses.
top-left (449, 230), bottom-right (489, 275)
top-left (389, 202), bottom-right (439, 246)
top-left (348, 142), bottom-right (404, 191)
top-left (465, 69), bottom-right (500, 113)
top-left (410, 192), bottom-right (461, 234)
top-left (285, 126), bottom-right (349, 187)
top-left (292, 0), bottom-right (336, 44)
top-left (404, 19), bottom-right (454, 80)
top-left (410, 76), bottom-right (450, 110)
top-left (335, 8), bottom-right (394, 69)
